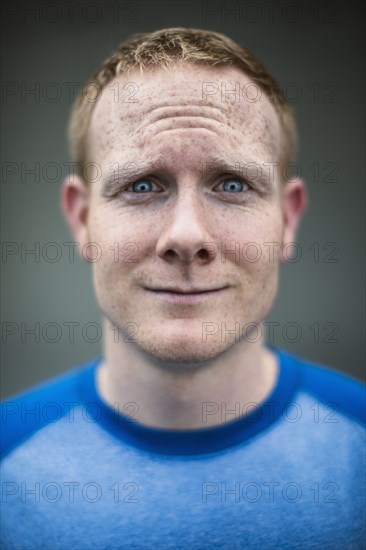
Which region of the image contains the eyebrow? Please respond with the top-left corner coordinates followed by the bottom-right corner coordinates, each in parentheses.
top-left (100, 152), bottom-right (276, 197)
top-left (202, 154), bottom-right (276, 192)
top-left (100, 154), bottom-right (166, 197)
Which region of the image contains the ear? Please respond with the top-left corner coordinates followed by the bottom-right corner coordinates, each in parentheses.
top-left (280, 177), bottom-right (307, 263)
top-left (61, 175), bottom-right (91, 261)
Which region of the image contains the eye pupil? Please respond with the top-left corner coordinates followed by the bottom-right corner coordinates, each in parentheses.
top-left (132, 180), bottom-right (151, 193)
top-left (223, 179), bottom-right (245, 192)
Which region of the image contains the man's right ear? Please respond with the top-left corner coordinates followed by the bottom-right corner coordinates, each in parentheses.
top-left (61, 175), bottom-right (90, 260)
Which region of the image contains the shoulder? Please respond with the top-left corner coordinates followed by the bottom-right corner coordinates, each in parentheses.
top-left (278, 347), bottom-right (366, 425)
top-left (0, 356), bottom-right (100, 459)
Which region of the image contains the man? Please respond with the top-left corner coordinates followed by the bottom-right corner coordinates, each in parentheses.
top-left (1, 28), bottom-right (365, 549)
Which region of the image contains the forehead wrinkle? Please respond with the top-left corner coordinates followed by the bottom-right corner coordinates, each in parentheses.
top-left (134, 118), bottom-right (230, 143)
top-left (132, 106), bottom-right (230, 134)
top-left (133, 116), bottom-right (278, 164)
top-left (110, 96), bottom-right (275, 135)
top-left (116, 100), bottom-right (230, 121)
top-left (94, 118), bottom-right (279, 171)
top-left (113, 97), bottom-right (270, 132)
top-left (106, 102), bottom-right (277, 148)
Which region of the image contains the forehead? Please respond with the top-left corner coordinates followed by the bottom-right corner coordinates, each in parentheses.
top-left (89, 63), bottom-right (281, 166)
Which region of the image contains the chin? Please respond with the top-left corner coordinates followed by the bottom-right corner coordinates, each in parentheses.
top-left (134, 328), bottom-right (235, 369)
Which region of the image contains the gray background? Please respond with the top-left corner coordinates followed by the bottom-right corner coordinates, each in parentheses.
top-left (1, 0), bottom-right (365, 398)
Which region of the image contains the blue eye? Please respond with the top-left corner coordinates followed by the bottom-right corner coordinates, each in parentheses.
top-left (222, 178), bottom-right (248, 192)
top-left (131, 180), bottom-right (152, 193)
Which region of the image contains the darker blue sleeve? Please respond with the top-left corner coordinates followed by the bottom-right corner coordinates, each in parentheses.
top-left (299, 359), bottom-right (366, 425)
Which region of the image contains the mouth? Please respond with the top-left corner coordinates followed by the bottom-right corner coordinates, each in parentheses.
top-left (144, 286), bottom-right (229, 304)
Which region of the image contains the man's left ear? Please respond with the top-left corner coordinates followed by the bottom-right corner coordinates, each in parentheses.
top-left (280, 177), bottom-right (307, 263)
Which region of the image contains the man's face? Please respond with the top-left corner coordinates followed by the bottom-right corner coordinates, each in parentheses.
top-left (85, 63), bottom-right (286, 363)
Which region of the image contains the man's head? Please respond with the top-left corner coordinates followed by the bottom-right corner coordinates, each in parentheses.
top-left (62, 28), bottom-right (306, 365)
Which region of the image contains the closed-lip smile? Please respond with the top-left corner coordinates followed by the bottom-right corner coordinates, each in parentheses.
top-left (144, 286), bottom-right (229, 304)
top-left (145, 286), bottom-right (227, 294)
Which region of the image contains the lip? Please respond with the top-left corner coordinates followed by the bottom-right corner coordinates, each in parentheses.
top-left (144, 287), bottom-right (228, 304)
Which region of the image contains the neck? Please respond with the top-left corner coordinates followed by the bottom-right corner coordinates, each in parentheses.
top-left (96, 318), bottom-right (278, 430)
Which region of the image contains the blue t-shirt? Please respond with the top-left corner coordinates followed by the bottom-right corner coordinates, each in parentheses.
top-left (1, 347), bottom-right (365, 550)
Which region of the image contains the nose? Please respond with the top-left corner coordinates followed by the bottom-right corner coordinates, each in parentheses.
top-left (156, 191), bottom-right (216, 265)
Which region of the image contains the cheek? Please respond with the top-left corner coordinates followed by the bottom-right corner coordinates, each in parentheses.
top-left (87, 206), bottom-right (157, 270)
top-left (216, 206), bottom-right (284, 269)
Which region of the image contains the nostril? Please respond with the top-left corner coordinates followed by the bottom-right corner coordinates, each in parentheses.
top-left (165, 250), bottom-right (176, 261)
top-left (197, 249), bottom-right (210, 261)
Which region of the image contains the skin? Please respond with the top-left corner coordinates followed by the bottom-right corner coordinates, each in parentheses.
top-left (62, 62), bottom-right (306, 429)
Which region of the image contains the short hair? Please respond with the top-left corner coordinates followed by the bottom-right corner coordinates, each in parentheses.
top-left (68, 27), bottom-right (298, 185)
